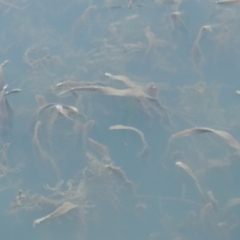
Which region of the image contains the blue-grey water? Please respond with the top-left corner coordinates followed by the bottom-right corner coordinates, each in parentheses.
top-left (0, 0), bottom-right (240, 239)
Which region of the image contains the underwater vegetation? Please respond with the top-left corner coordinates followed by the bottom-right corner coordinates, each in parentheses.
top-left (1, 0), bottom-right (240, 240)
